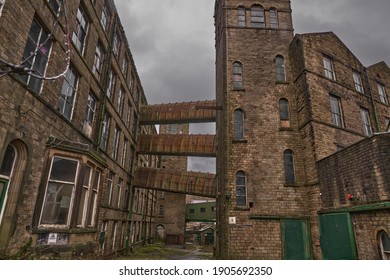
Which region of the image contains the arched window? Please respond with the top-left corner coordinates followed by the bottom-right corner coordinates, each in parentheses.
top-left (269, 8), bottom-right (278, 28)
top-left (275, 56), bottom-right (286, 82)
top-left (233, 62), bottom-right (243, 89)
top-left (279, 98), bottom-right (290, 120)
top-left (236, 171), bottom-right (247, 207)
top-left (283, 149), bottom-right (296, 184)
top-left (234, 109), bottom-right (244, 140)
top-left (379, 231), bottom-right (390, 260)
top-left (0, 145), bottom-right (16, 224)
top-left (250, 5), bottom-right (265, 28)
top-left (237, 7), bottom-right (246, 27)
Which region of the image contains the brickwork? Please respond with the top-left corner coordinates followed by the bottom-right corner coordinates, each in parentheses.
top-left (0, 0), bottom-right (157, 258)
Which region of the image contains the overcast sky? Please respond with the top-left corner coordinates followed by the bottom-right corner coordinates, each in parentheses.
top-left (114, 0), bottom-right (390, 172)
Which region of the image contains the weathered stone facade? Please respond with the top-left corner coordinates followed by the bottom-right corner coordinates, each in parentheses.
top-left (215, 0), bottom-right (390, 259)
top-left (0, 0), bottom-right (157, 258)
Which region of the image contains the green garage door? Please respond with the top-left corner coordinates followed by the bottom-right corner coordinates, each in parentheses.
top-left (319, 213), bottom-right (357, 260)
top-left (282, 220), bottom-right (311, 260)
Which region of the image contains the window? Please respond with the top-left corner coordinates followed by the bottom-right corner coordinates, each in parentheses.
top-left (40, 157), bottom-right (79, 226)
top-left (100, 2), bottom-right (110, 31)
top-left (106, 70), bottom-right (116, 101)
top-left (323, 56), bottom-right (335, 80)
top-left (99, 221), bottom-right (108, 254)
top-left (58, 66), bottom-right (78, 120)
top-left (112, 178), bottom-right (122, 208)
top-left (20, 18), bottom-right (52, 93)
top-left (121, 139), bottom-right (128, 167)
top-left (112, 32), bottom-right (120, 57)
top-left (47, 0), bottom-right (60, 13)
top-left (200, 207), bottom-right (206, 213)
top-left (378, 83), bottom-right (388, 105)
top-left (112, 126), bottom-right (120, 160)
top-left (189, 208), bottom-right (195, 214)
top-left (234, 109), bottom-right (244, 140)
top-left (106, 172), bottom-right (113, 205)
top-left (123, 183), bottom-right (130, 209)
top-left (112, 221), bottom-right (118, 250)
top-left (100, 113), bottom-right (110, 150)
top-left (236, 171), bottom-right (247, 207)
top-left (275, 56), bottom-right (286, 82)
top-left (269, 8), bottom-right (278, 28)
top-left (77, 165), bottom-right (92, 227)
top-left (87, 170), bottom-right (100, 226)
top-left (233, 62), bottom-right (243, 89)
top-left (237, 7), bottom-right (246, 27)
top-left (72, 6), bottom-right (89, 54)
top-left (284, 150), bottom-right (296, 184)
top-left (132, 113), bottom-right (139, 136)
top-left (250, 5), bottom-right (265, 28)
top-left (386, 118), bottom-right (390, 132)
top-left (84, 93), bottom-right (96, 126)
top-left (122, 56), bottom-right (129, 77)
top-left (379, 231), bottom-right (390, 260)
top-left (329, 95), bottom-right (344, 128)
top-left (93, 41), bottom-right (104, 80)
top-left (279, 98), bottom-right (290, 120)
top-left (353, 71), bottom-right (364, 93)
top-left (117, 88), bottom-right (124, 115)
top-left (0, 145), bottom-right (16, 223)
top-left (159, 205), bottom-right (164, 216)
top-left (360, 108), bottom-right (373, 136)
top-left (125, 102), bottom-right (132, 128)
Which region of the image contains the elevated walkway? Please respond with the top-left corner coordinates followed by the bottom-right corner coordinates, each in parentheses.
top-left (133, 167), bottom-right (217, 197)
top-left (140, 100), bottom-right (218, 125)
top-left (137, 134), bottom-right (216, 157)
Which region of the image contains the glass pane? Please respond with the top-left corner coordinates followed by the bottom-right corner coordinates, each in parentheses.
top-left (382, 232), bottom-right (390, 252)
top-left (236, 196), bottom-right (246, 207)
top-left (40, 182), bottom-right (73, 225)
top-left (77, 187), bottom-right (87, 225)
top-left (50, 157), bottom-right (78, 182)
top-left (83, 166), bottom-right (92, 186)
top-left (0, 145), bottom-right (16, 177)
top-left (0, 181), bottom-right (7, 207)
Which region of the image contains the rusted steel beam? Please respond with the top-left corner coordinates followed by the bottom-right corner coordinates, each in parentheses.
top-left (134, 167), bottom-right (217, 197)
top-left (140, 100), bottom-right (217, 125)
top-left (137, 134), bottom-right (217, 157)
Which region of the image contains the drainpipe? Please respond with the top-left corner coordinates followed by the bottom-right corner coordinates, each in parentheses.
top-left (363, 67), bottom-right (380, 132)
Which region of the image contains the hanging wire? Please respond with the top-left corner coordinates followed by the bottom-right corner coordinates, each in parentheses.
top-left (0, 0), bottom-right (71, 80)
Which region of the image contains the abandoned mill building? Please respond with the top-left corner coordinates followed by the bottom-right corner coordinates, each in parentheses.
top-left (0, 0), bottom-right (390, 260)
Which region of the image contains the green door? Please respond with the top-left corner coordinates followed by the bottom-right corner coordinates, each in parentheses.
top-left (0, 179), bottom-right (8, 216)
top-left (319, 213), bottom-right (357, 260)
top-left (282, 219), bottom-right (311, 260)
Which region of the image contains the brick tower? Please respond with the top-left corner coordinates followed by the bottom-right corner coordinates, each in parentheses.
top-left (214, 0), bottom-right (310, 259)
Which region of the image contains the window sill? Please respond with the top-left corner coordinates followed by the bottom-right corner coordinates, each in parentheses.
top-left (232, 139), bottom-right (248, 143)
top-left (275, 81), bottom-right (289, 85)
top-left (232, 87), bottom-right (245, 92)
top-left (284, 183), bottom-right (299, 187)
top-left (279, 127), bottom-right (293, 131)
top-left (32, 227), bottom-right (97, 234)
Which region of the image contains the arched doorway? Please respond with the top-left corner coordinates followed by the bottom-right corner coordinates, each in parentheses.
top-left (156, 224), bottom-right (165, 240)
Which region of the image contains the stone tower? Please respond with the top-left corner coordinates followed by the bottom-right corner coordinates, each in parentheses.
top-left (214, 0), bottom-right (310, 259)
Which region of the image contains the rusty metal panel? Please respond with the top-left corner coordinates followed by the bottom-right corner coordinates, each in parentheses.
top-left (140, 100), bottom-right (218, 125)
top-left (137, 134), bottom-right (216, 157)
top-left (133, 167), bottom-right (217, 197)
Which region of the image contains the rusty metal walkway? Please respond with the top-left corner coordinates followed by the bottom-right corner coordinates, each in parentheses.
top-left (140, 100), bottom-right (217, 125)
top-left (133, 167), bottom-right (217, 197)
top-left (137, 134), bottom-right (216, 157)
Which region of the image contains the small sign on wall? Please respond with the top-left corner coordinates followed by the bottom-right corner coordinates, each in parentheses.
top-left (229, 217), bottom-right (236, 224)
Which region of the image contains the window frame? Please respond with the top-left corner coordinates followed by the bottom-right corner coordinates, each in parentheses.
top-left (283, 149), bottom-right (296, 185)
top-left (93, 41), bottom-right (104, 80)
top-left (233, 62), bottom-right (243, 90)
top-left (329, 94), bottom-right (344, 128)
top-left (20, 18), bottom-right (53, 94)
top-left (235, 171), bottom-right (247, 207)
top-left (233, 109), bottom-right (244, 140)
top-left (360, 107), bottom-right (373, 136)
top-left (353, 71), bottom-right (364, 93)
top-left (58, 66), bottom-right (79, 121)
top-left (279, 98), bottom-right (290, 121)
top-left (269, 8), bottom-right (278, 28)
top-left (250, 5), bottom-right (265, 28)
top-left (378, 83), bottom-right (388, 105)
top-left (275, 55), bottom-right (286, 82)
top-left (72, 6), bottom-right (89, 54)
top-left (39, 156), bottom-right (80, 227)
top-left (237, 7), bottom-right (246, 27)
top-left (323, 56), bottom-right (336, 80)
